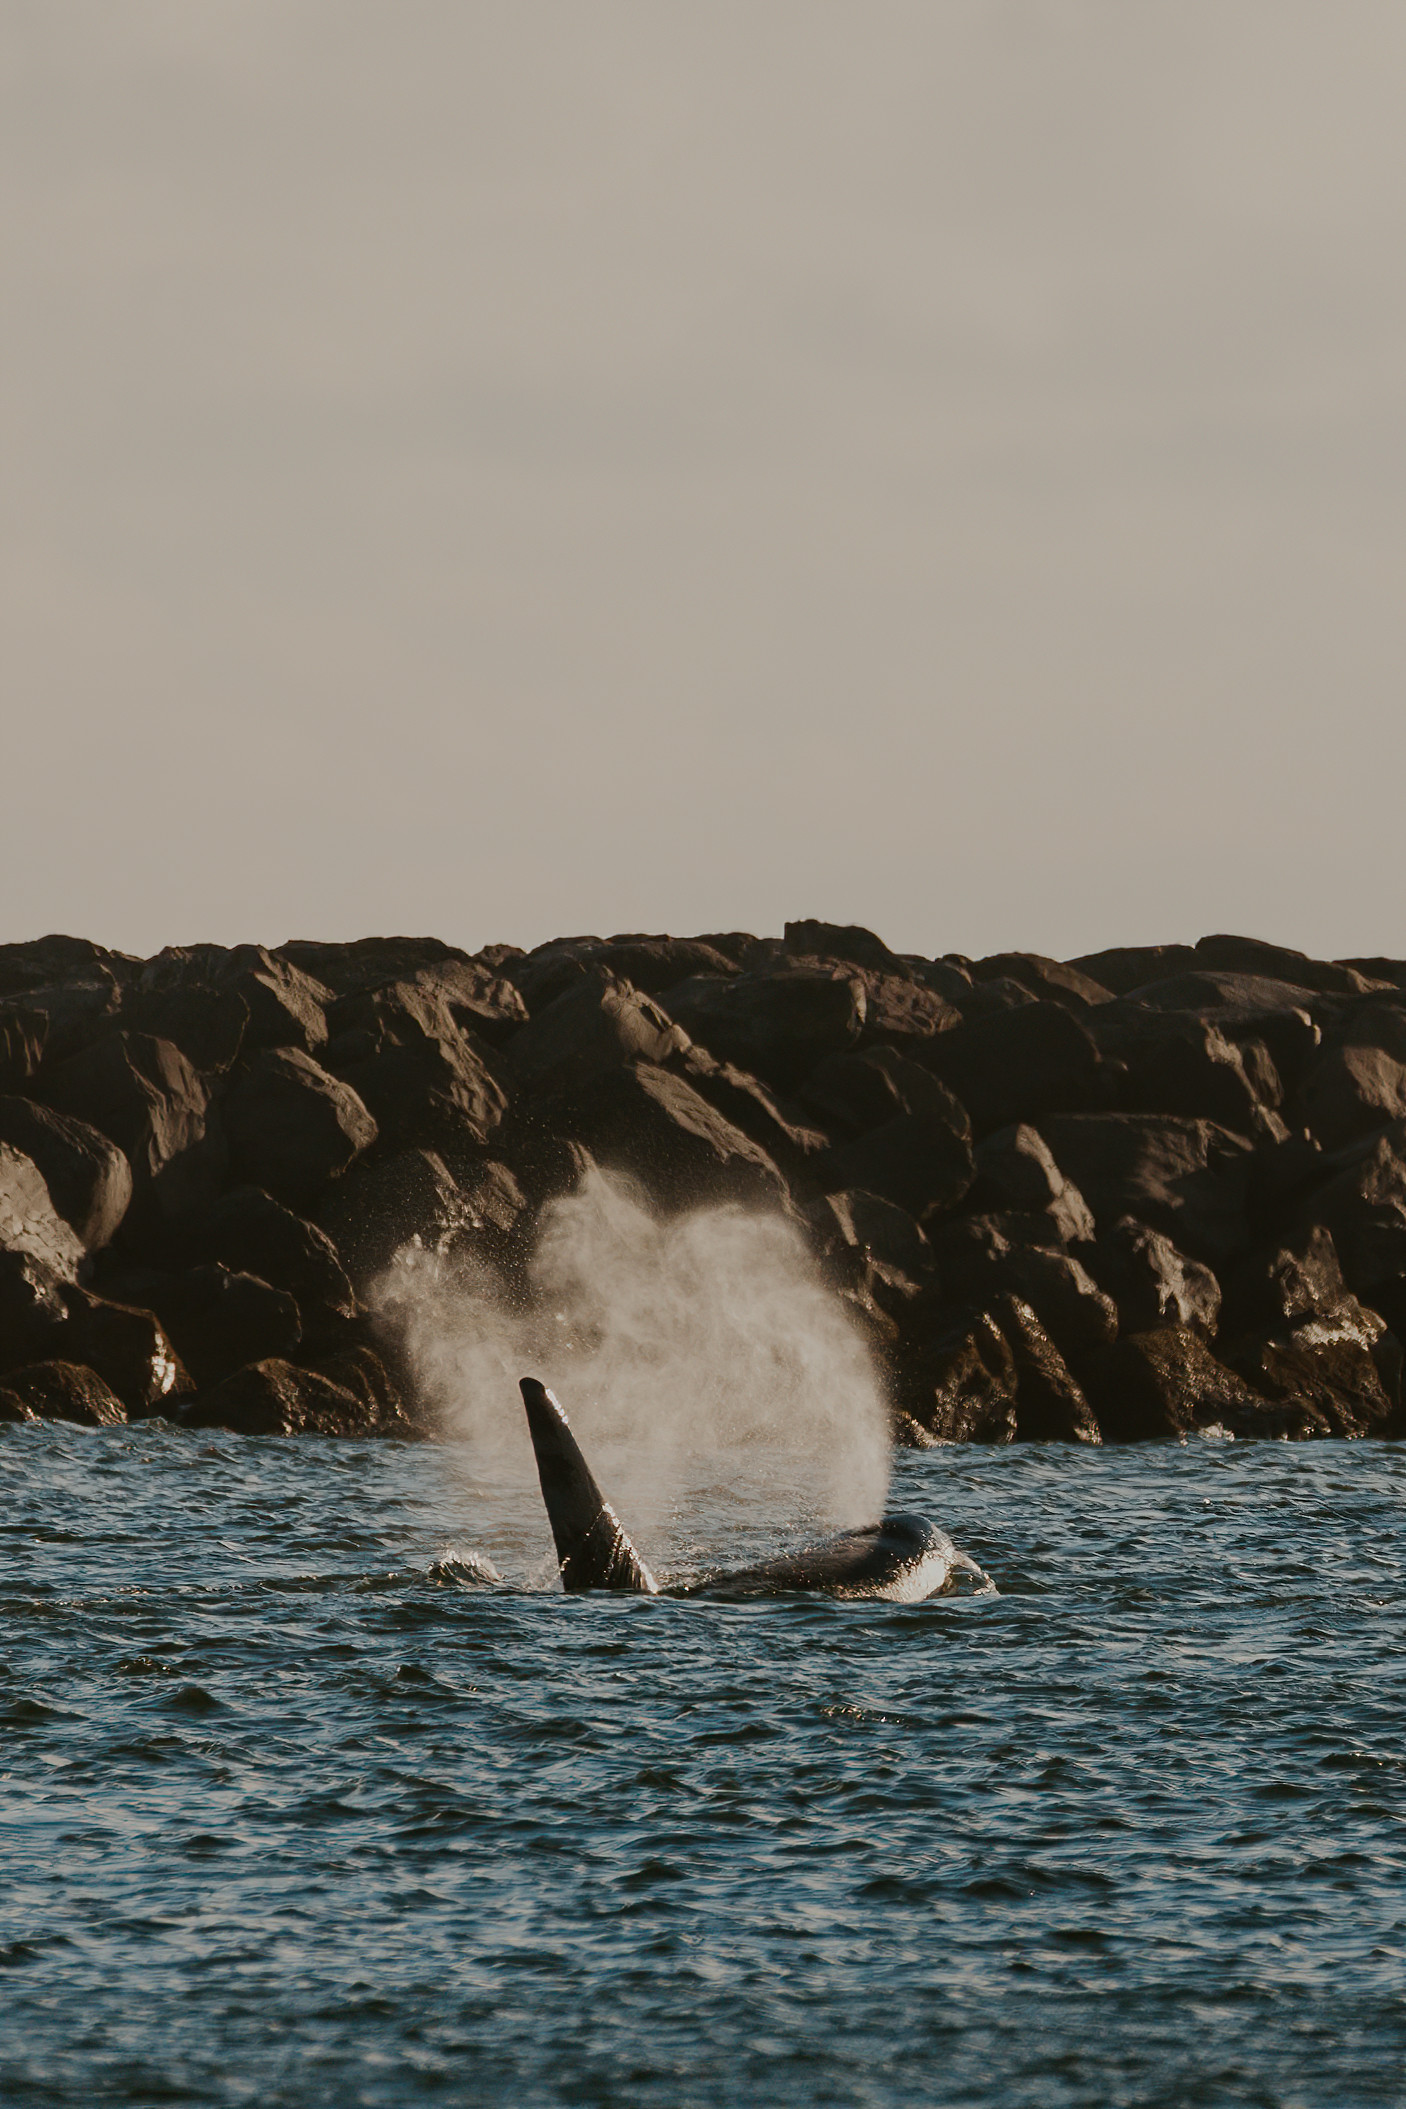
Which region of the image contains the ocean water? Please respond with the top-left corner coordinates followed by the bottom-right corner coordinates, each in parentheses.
top-left (2, 1423), bottom-right (1404, 2109)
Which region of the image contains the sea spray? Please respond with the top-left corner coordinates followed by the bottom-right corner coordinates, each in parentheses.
top-left (371, 1168), bottom-right (891, 1576)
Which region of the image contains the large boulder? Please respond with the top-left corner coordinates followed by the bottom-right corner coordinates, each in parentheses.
top-left (1296, 1037), bottom-right (1406, 1150)
top-left (1085, 1217), bottom-right (1221, 1339)
top-left (1085, 1327), bottom-right (1307, 1442)
top-left (664, 964), bottom-right (866, 1092)
top-left (823, 1099), bottom-right (974, 1218)
top-left (184, 1356), bottom-right (401, 1438)
top-left (969, 953), bottom-right (1115, 1012)
top-left (45, 1290), bottom-right (190, 1415)
top-left (0, 1358), bottom-right (127, 1426)
top-left (190, 1186), bottom-right (357, 1324)
top-left (1065, 943), bottom-right (1198, 996)
top-left (578, 936), bottom-right (740, 998)
top-left (679, 1052), bottom-right (832, 1189)
top-left (0, 1143), bottom-right (86, 1281)
top-left (799, 1046), bottom-right (967, 1140)
top-left (0, 1097), bottom-right (132, 1250)
top-left (782, 920), bottom-right (914, 978)
top-left (967, 1123), bottom-right (1095, 1245)
top-left (810, 1189), bottom-right (930, 1281)
top-left (500, 972), bottom-right (687, 1097)
top-left (1222, 1298), bottom-right (1399, 1440)
top-left (0, 1249), bottom-right (70, 1369)
top-left (36, 1031), bottom-right (218, 1224)
top-left (1037, 1114), bottom-right (1254, 1265)
top-left (898, 1308), bottom-right (1019, 1444)
top-left (0, 1007), bottom-right (47, 1088)
top-left (1092, 1010), bottom-right (1284, 1135)
top-left (222, 1049), bottom-right (377, 1203)
top-left (925, 1215), bottom-right (1117, 1360)
top-left (990, 1294), bottom-right (1102, 1443)
top-left (1291, 1122), bottom-right (1406, 1299)
top-left (137, 943), bottom-right (332, 1054)
top-left (1190, 934), bottom-right (1376, 997)
top-left (327, 982), bottom-right (509, 1150)
top-left (312, 1148), bottom-right (526, 1285)
top-left (542, 1062), bottom-right (789, 1213)
top-left (921, 1002), bottom-right (1101, 1135)
top-left (101, 1264), bottom-right (302, 1388)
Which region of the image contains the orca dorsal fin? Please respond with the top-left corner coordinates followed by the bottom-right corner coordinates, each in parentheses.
top-left (519, 1378), bottom-right (658, 1594)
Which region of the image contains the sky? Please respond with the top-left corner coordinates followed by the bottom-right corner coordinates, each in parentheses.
top-left (3, 1), bottom-right (1404, 965)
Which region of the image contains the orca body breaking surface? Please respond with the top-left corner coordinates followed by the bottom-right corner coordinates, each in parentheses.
top-left (519, 1378), bottom-right (986, 1602)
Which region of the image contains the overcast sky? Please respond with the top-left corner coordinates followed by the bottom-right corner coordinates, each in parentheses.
top-left (3, 1), bottom-right (1404, 963)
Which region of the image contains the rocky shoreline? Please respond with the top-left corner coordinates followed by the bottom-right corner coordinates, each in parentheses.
top-left (3, 923), bottom-right (1405, 1446)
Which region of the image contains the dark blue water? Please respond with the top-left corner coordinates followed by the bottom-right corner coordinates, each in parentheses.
top-left (3, 1425), bottom-right (1405, 2108)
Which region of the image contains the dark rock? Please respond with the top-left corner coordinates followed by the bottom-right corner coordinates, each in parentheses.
top-left (101, 1264), bottom-right (301, 1388)
top-left (1038, 1114), bottom-right (1254, 1265)
top-left (1066, 944), bottom-right (1198, 995)
top-left (970, 953), bottom-right (1115, 1011)
top-left (968, 1123), bottom-right (1095, 1245)
top-left (0, 1358), bottom-right (127, 1426)
top-left (586, 937), bottom-right (740, 997)
top-left (925, 1215), bottom-right (1117, 1360)
top-left (1291, 1121), bottom-right (1406, 1300)
top-left (0, 1249), bottom-right (71, 1368)
top-left (898, 1307), bottom-right (1019, 1444)
top-left (1297, 1040), bottom-right (1406, 1150)
top-left (988, 1294), bottom-right (1102, 1443)
top-left (664, 964), bottom-right (866, 1092)
top-left (1191, 934), bottom-right (1377, 997)
top-left (1085, 1217), bottom-right (1222, 1339)
top-left (328, 983), bottom-right (508, 1149)
top-left (184, 1357), bottom-right (387, 1438)
top-left (1221, 1224), bottom-right (1346, 1334)
top-left (1117, 975), bottom-right (1323, 1087)
top-left (0, 1097), bottom-right (132, 1251)
top-left (315, 1147), bottom-right (482, 1284)
top-left (0, 936), bottom-right (138, 998)
top-left (855, 973), bottom-right (961, 1054)
top-left (950, 975), bottom-right (1040, 1021)
top-left (501, 940), bottom-right (601, 1013)
top-left (1221, 1299), bottom-right (1398, 1439)
top-left (191, 1186), bottom-right (357, 1323)
top-left (921, 1002), bottom-right (1101, 1135)
top-left (543, 1062), bottom-right (789, 1213)
top-left (119, 981), bottom-right (249, 1072)
top-left (1085, 1327), bottom-right (1299, 1442)
top-left (679, 1052), bottom-right (832, 1189)
top-left (36, 1032), bottom-right (218, 1225)
top-left (306, 1343), bottom-right (416, 1436)
top-left (0, 1143), bottom-right (86, 1280)
top-left (810, 1189), bottom-right (930, 1279)
top-left (1091, 1010), bottom-right (1284, 1135)
top-left (910, 957), bottom-right (977, 1005)
top-left (823, 1099), bottom-right (974, 1218)
top-left (782, 920), bottom-right (916, 978)
top-left (138, 944), bottom-right (332, 1054)
top-left (0, 1007), bottom-right (48, 1088)
top-left (393, 959), bottom-right (528, 1045)
top-left (502, 972), bottom-right (687, 1097)
top-left (223, 1048), bottom-right (376, 1203)
top-left (46, 1291), bottom-right (190, 1415)
top-left (799, 1045), bottom-right (968, 1140)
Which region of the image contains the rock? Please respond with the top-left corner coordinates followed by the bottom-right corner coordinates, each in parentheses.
top-left (663, 964), bottom-right (866, 1091)
top-left (119, 981), bottom-right (249, 1073)
top-left (501, 972), bottom-right (687, 1096)
top-left (191, 1186), bottom-right (357, 1324)
top-left (101, 1264), bottom-right (302, 1389)
top-left (855, 973), bottom-right (961, 1054)
top-left (925, 1215), bottom-right (1117, 1360)
top-left (0, 1007), bottom-right (47, 1088)
top-left (1292, 1122), bottom-right (1406, 1299)
top-left (544, 1062), bottom-right (789, 1213)
top-left (314, 1147), bottom-right (480, 1283)
top-left (970, 953), bottom-right (1115, 1011)
top-left (0, 1144), bottom-right (86, 1280)
top-left (36, 1032), bottom-right (218, 1224)
top-left (0, 936), bottom-right (138, 998)
top-left (1085, 1327), bottom-right (1304, 1442)
top-left (1092, 1010), bottom-right (1284, 1135)
top-left (1117, 974), bottom-right (1323, 1087)
top-left (921, 1002), bottom-right (1101, 1135)
top-left (1191, 934), bottom-right (1376, 997)
top-left (222, 1048), bottom-right (377, 1203)
top-left (279, 935), bottom-right (479, 996)
top-left (811, 1189), bottom-right (930, 1279)
top-left (0, 960), bottom-right (126, 1064)
top-left (0, 1359), bottom-right (127, 1426)
top-left (1085, 1217), bottom-right (1222, 1339)
top-left (137, 944), bottom-right (332, 1054)
top-left (898, 1307), bottom-right (1019, 1444)
top-left (0, 1249), bottom-right (70, 1369)
top-left (584, 936), bottom-right (741, 997)
top-left (823, 1100), bottom-right (974, 1218)
top-left (951, 975), bottom-right (1038, 1020)
top-left (799, 1045), bottom-right (969, 1140)
top-left (501, 940), bottom-right (601, 1013)
top-left (782, 920), bottom-right (917, 978)
top-left (967, 1123), bottom-right (1095, 1245)
top-left (1297, 1039), bottom-right (1406, 1150)
top-left (1221, 1298), bottom-right (1399, 1439)
top-left (0, 1097), bottom-right (132, 1250)
top-left (306, 1343), bottom-right (416, 1436)
top-left (1066, 944), bottom-right (1198, 995)
top-left (679, 1052), bottom-right (832, 1188)
top-left (46, 1291), bottom-right (190, 1415)
top-left (1037, 1114), bottom-right (1254, 1265)
top-left (988, 1294), bottom-right (1102, 1443)
top-left (395, 959), bottom-right (528, 1045)
top-left (1221, 1225), bottom-right (1346, 1334)
top-left (183, 1357), bottom-right (387, 1438)
top-left (327, 983), bottom-right (508, 1149)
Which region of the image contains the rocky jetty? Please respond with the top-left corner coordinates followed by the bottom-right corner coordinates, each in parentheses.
top-left (2, 924), bottom-right (1405, 1446)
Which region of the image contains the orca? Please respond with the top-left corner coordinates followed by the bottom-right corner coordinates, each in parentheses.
top-left (519, 1377), bottom-right (988, 1601)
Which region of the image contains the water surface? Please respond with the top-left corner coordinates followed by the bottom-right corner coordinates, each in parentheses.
top-left (3, 1425), bottom-right (1404, 2107)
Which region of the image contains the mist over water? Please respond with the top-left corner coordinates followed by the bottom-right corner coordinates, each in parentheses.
top-left (373, 1169), bottom-right (892, 1581)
